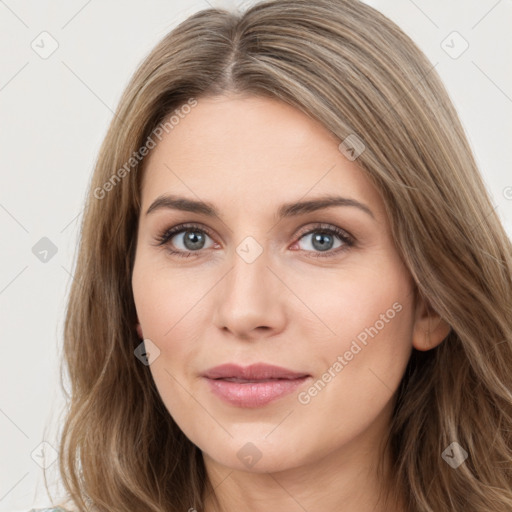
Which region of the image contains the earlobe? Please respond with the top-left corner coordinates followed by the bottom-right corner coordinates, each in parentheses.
top-left (412, 294), bottom-right (451, 351)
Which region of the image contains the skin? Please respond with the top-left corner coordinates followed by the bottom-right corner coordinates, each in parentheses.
top-left (131, 94), bottom-right (451, 512)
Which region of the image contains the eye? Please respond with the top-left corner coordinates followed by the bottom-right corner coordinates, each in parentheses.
top-left (154, 222), bottom-right (355, 259)
top-left (154, 223), bottom-right (216, 258)
top-left (293, 223), bottom-right (354, 258)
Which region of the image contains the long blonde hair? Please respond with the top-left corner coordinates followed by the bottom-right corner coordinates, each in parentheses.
top-left (49, 0), bottom-right (512, 510)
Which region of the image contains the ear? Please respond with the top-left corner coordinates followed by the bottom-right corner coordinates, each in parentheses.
top-left (412, 293), bottom-right (451, 351)
top-left (136, 321), bottom-right (143, 340)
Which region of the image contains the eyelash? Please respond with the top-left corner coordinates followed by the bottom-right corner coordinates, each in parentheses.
top-left (154, 222), bottom-right (355, 259)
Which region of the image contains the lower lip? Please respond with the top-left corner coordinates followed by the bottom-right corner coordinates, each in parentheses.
top-left (204, 377), bottom-right (310, 408)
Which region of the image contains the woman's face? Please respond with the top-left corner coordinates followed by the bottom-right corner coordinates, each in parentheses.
top-left (131, 94), bottom-right (438, 474)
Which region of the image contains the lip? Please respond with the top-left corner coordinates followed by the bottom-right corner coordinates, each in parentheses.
top-left (202, 363), bottom-right (309, 380)
top-left (202, 363), bottom-right (311, 408)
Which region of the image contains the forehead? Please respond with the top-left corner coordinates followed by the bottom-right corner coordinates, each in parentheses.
top-left (140, 94), bottom-right (382, 218)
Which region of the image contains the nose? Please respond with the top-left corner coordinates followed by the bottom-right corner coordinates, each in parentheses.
top-left (212, 240), bottom-right (287, 340)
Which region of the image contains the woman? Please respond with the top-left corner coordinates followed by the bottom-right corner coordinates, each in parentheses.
top-left (40, 0), bottom-right (512, 510)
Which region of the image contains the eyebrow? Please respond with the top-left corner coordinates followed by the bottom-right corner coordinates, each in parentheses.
top-left (145, 194), bottom-right (375, 220)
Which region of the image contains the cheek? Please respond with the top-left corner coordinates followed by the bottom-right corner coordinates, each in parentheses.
top-left (131, 259), bottom-right (216, 413)
top-left (304, 261), bottom-right (411, 344)
top-left (302, 265), bottom-right (415, 414)
top-left (132, 262), bottom-right (206, 419)
top-left (132, 257), bottom-right (207, 341)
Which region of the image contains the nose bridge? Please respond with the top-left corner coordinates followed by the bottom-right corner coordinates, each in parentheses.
top-left (212, 231), bottom-right (284, 335)
top-left (227, 234), bottom-right (273, 302)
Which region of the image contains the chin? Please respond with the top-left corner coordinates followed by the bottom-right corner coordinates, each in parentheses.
top-left (199, 435), bottom-right (309, 474)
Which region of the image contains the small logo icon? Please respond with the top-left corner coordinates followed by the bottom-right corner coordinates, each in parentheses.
top-left (31, 31), bottom-right (59, 59)
top-left (237, 442), bottom-right (262, 468)
top-left (236, 236), bottom-right (263, 264)
top-left (30, 441), bottom-right (59, 468)
top-left (441, 31), bottom-right (469, 59)
top-left (32, 237), bottom-right (58, 263)
top-left (134, 338), bottom-right (161, 366)
top-left (442, 441), bottom-right (468, 468)
top-left (338, 133), bottom-right (366, 161)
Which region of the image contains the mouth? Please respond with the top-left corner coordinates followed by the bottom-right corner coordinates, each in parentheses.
top-left (201, 363), bottom-right (311, 408)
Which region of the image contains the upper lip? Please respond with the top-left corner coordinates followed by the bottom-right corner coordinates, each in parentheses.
top-left (202, 363), bottom-right (310, 380)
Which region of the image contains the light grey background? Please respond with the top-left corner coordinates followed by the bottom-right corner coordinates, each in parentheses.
top-left (1, 0), bottom-right (511, 510)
